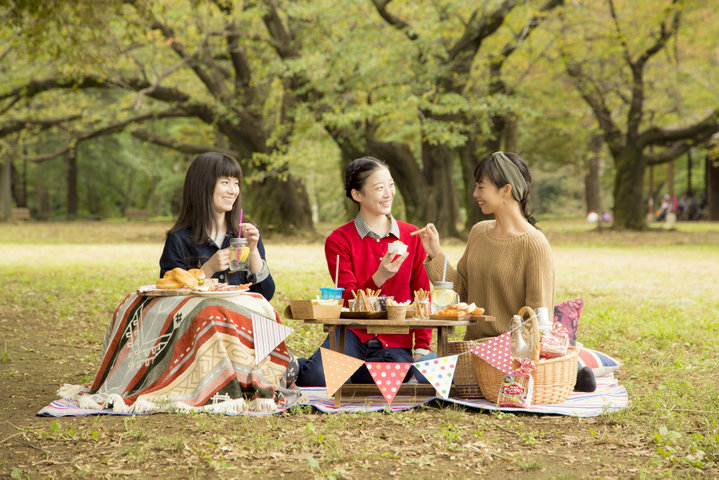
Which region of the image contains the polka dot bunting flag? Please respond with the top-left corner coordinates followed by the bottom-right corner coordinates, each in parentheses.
top-left (366, 362), bottom-right (412, 405)
top-left (413, 355), bottom-right (459, 399)
top-left (470, 332), bottom-right (513, 374)
top-left (319, 348), bottom-right (365, 397)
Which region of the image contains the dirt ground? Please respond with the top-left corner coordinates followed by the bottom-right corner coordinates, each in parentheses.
top-left (1, 303), bottom-right (654, 480)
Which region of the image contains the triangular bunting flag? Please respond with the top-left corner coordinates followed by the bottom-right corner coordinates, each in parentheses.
top-left (366, 362), bottom-right (412, 405)
top-left (319, 348), bottom-right (365, 397)
top-left (251, 313), bottom-right (293, 365)
top-left (470, 332), bottom-right (513, 374)
top-left (413, 355), bottom-right (458, 399)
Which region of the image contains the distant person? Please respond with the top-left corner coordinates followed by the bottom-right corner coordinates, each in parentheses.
top-left (159, 152), bottom-right (275, 300)
top-left (655, 194), bottom-right (671, 222)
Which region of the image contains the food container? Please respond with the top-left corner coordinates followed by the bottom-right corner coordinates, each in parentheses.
top-left (320, 287), bottom-right (344, 300)
top-left (289, 299), bottom-right (342, 320)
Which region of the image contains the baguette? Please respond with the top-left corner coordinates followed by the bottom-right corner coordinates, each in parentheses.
top-left (156, 277), bottom-right (184, 289)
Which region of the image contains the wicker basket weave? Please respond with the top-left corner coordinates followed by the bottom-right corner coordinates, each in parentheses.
top-left (447, 341), bottom-right (483, 398)
top-left (472, 306), bottom-right (578, 405)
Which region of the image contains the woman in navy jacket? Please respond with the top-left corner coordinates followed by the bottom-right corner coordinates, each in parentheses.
top-left (159, 152), bottom-right (275, 300)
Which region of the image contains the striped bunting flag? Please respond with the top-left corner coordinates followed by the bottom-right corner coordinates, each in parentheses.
top-left (251, 313), bottom-right (293, 365)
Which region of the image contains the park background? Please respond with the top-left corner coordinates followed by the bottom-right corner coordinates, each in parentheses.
top-left (1, 1), bottom-right (718, 479)
top-left (1, 0), bottom-right (719, 231)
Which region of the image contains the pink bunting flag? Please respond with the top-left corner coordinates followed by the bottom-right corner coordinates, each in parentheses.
top-left (366, 362), bottom-right (412, 405)
top-left (470, 332), bottom-right (513, 374)
top-left (251, 313), bottom-right (293, 365)
top-left (413, 355), bottom-right (458, 399)
top-left (319, 348), bottom-right (365, 397)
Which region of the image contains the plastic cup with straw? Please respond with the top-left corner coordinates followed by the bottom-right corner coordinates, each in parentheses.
top-left (320, 254), bottom-right (344, 301)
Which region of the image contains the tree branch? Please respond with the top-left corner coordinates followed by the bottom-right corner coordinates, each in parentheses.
top-left (489, 0), bottom-right (564, 92)
top-left (18, 109), bottom-right (190, 163)
top-left (131, 128), bottom-right (239, 157)
top-left (371, 0), bottom-right (419, 41)
top-left (608, 0), bottom-right (633, 67)
top-left (639, 108), bottom-right (719, 147)
top-left (448, 0), bottom-right (518, 63)
top-left (565, 61), bottom-right (623, 156)
top-left (133, 57), bottom-right (194, 111)
top-left (625, 0), bottom-right (681, 139)
top-left (0, 115), bottom-right (81, 138)
top-left (645, 140), bottom-right (695, 165)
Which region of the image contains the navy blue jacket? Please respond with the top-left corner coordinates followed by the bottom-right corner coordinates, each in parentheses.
top-left (159, 228), bottom-right (275, 301)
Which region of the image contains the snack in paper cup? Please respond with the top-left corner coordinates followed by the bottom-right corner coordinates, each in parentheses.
top-left (386, 240), bottom-right (408, 256)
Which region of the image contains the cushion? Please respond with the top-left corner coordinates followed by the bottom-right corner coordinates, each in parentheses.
top-left (553, 298), bottom-right (584, 345)
top-left (576, 346), bottom-right (622, 376)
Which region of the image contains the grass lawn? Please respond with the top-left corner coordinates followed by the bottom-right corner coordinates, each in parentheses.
top-left (0, 219), bottom-right (717, 479)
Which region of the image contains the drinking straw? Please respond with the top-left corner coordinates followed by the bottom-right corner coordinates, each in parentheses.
top-left (442, 256), bottom-right (448, 282)
top-left (335, 254), bottom-right (340, 288)
top-left (238, 208), bottom-right (243, 237)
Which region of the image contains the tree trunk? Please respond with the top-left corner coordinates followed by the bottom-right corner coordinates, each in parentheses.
top-left (66, 148), bottom-right (78, 219)
top-left (0, 158), bottom-right (11, 220)
top-left (459, 137), bottom-right (482, 232)
top-left (37, 178), bottom-right (50, 221)
top-left (367, 138), bottom-right (426, 225)
top-left (707, 152), bottom-right (719, 221)
top-left (584, 134), bottom-right (603, 213)
top-left (245, 172), bottom-right (313, 233)
top-left (612, 149), bottom-right (647, 230)
top-left (422, 142), bottom-right (460, 237)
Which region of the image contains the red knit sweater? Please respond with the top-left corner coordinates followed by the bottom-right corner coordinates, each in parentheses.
top-left (324, 220), bottom-right (432, 350)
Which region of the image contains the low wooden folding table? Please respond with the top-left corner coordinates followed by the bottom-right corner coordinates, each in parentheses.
top-left (297, 315), bottom-right (495, 407)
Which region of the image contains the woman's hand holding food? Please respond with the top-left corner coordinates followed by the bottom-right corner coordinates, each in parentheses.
top-left (372, 250), bottom-right (409, 287)
top-left (203, 248), bottom-right (231, 277)
top-left (417, 223), bottom-right (442, 259)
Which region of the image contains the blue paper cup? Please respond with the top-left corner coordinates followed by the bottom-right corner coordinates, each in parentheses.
top-left (320, 287), bottom-right (344, 300)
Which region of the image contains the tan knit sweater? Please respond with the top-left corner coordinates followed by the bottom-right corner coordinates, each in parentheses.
top-left (425, 220), bottom-right (554, 339)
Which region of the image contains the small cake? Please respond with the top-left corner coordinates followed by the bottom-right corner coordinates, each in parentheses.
top-left (386, 240), bottom-right (408, 256)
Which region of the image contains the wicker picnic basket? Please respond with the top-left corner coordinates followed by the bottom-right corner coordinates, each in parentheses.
top-left (447, 340), bottom-right (482, 398)
top-left (472, 306), bottom-right (578, 405)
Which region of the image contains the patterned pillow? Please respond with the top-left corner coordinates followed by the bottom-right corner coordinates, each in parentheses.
top-left (553, 298), bottom-right (584, 345)
top-left (576, 346), bottom-right (622, 376)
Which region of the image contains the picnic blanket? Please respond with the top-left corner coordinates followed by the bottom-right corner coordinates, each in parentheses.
top-left (53, 291), bottom-right (302, 414)
top-left (39, 374), bottom-right (628, 418)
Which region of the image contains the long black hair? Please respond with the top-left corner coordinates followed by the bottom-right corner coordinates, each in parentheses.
top-left (170, 152), bottom-right (243, 244)
top-left (474, 152), bottom-right (536, 226)
top-left (344, 156), bottom-right (389, 206)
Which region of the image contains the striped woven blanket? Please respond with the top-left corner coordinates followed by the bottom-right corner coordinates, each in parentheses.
top-left (54, 292), bottom-right (302, 414)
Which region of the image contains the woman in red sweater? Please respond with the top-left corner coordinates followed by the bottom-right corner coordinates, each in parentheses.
top-left (296, 157), bottom-right (432, 386)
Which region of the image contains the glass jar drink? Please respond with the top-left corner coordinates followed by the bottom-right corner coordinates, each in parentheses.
top-left (229, 237), bottom-right (250, 272)
top-left (430, 281), bottom-right (459, 314)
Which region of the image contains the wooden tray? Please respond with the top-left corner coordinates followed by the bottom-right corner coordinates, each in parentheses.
top-left (340, 311), bottom-right (385, 319)
top-left (429, 313), bottom-right (470, 321)
top-left (137, 286), bottom-right (192, 297)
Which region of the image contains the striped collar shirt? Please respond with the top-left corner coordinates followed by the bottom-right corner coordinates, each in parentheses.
top-left (354, 213), bottom-right (400, 240)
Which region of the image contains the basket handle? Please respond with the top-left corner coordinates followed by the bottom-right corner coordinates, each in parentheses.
top-left (517, 306), bottom-right (540, 363)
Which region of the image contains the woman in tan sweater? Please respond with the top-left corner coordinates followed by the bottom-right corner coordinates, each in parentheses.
top-left (419, 151), bottom-right (554, 340)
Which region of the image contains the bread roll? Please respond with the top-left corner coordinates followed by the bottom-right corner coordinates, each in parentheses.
top-left (170, 267), bottom-right (198, 289)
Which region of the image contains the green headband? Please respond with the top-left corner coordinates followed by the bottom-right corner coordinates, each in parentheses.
top-left (491, 151), bottom-right (527, 203)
